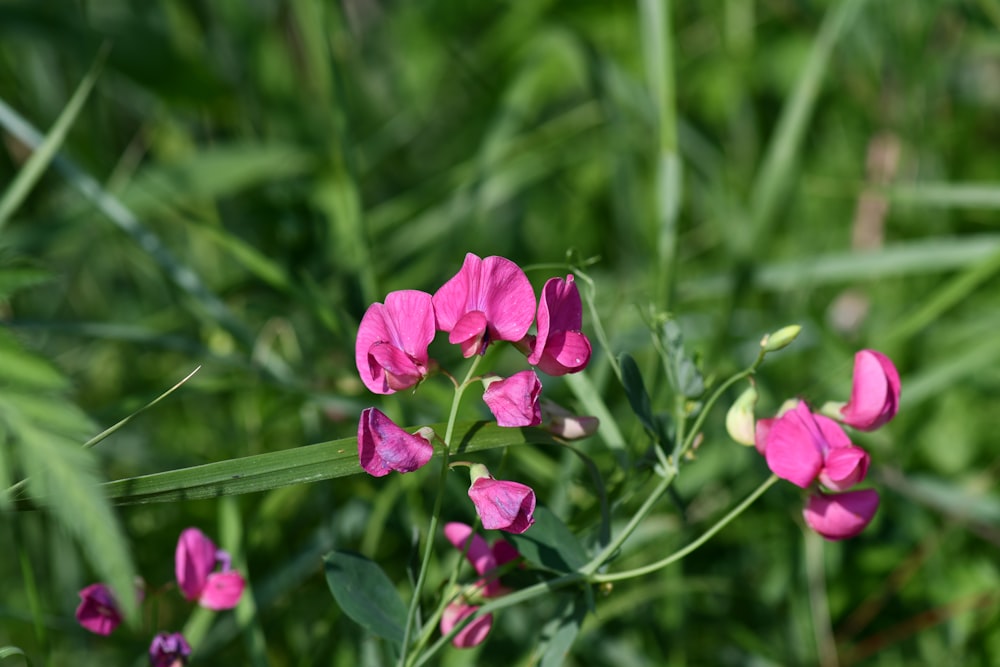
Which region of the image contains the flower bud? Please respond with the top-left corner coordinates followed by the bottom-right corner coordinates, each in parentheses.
top-left (760, 325), bottom-right (802, 352)
top-left (725, 384), bottom-right (758, 446)
top-left (467, 467), bottom-right (536, 534)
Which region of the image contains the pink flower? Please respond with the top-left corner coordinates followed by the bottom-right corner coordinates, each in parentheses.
top-left (526, 275), bottom-right (591, 375)
top-left (357, 407), bottom-right (434, 477)
top-left (432, 254), bottom-right (536, 357)
top-left (75, 583), bottom-right (122, 636)
top-left (467, 467), bottom-right (536, 534)
top-left (764, 401), bottom-right (869, 490)
top-left (149, 632), bottom-right (192, 667)
top-left (482, 371), bottom-right (542, 427)
top-left (175, 528), bottom-right (245, 610)
top-left (803, 489), bottom-right (880, 540)
top-left (840, 349), bottom-right (901, 431)
top-left (355, 290), bottom-right (436, 395)
top-left (440, 522), bottom-right (520, 648)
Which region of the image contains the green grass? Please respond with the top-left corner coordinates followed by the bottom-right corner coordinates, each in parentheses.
top-left (3, 0), bottom-right (1000, 665)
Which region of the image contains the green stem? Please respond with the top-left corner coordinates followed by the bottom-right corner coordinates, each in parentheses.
top-left (592, 474), bottom-right (779, 583)
top-left (398, 356), bottom-right (483, 667)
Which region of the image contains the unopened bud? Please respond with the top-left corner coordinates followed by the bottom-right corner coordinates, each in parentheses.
top-left (760, 325), bottom-right (802, 353)
top-left (725, 384), bottom-right (758, 446)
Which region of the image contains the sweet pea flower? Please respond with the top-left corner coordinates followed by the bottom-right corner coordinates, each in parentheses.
top-left (539, 399), bottom-right (599, 440)
top-left (175, 528), bottom-right (245, 610)
top-left (840, 349), bottom-right (901, 431)
top-left (358, 407), bottom-right (435, 477)
top-left (440, 522), bottom-right (521, 648)
top-left (482, 371), bottom-right (542, 427)
top-left (764, 401), bottom-right (869, 491)
top-left (526, 275), bottom-right (591, 375)
top-left (149, 632), bottom-right (192, 667)
top-left (467, 464), bottom-right (536, 533)
top-left (803, 489), bottom-right (880, 540)
top-left (75, 583), bottom-right (122, 636)
top-left (432, 254), bottom-right (536, 357)
top-left (355, 290), bottom-right (436, 395)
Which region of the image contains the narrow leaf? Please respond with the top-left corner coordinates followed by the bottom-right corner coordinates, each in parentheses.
top-left (324, 550), bottom-right (408, 645)
top-left (506, 506), bottom-right (587, 573)
top-left (535, 593), bottom-right (588, 667)
top-left (619, 354), bottom-right (657, 437)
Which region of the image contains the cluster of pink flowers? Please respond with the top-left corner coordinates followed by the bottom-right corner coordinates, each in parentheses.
top-left (354, 253), bottom-right (595, 534)
top-left (75, 527), bottom-right (245, 665)
top-left (756, 349), bottom-right (900, 540)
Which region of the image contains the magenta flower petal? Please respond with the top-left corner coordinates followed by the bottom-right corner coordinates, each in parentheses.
top-left (482, 371), bottom-right (542, 427)
top-left (468, 477), bottom-right (536, 533)
top-left (444, 522), bottom-right (497, 576)
top-left (490, 539), bottom-right (520, 568)
top-left (763, 402), bottom-right (825, 488)
top-left (441, 601), bottom-right (493, 648)
top-left (149, 632), bottom-right (192, 667)
top-left (357, 407), bottom-right (434, 477)
top-left (198, 571), bottom-right (246, 611)
top-left (355, 290), bottom-right (435, 394)
top-left (448, 311), bottom-right (489, 358)
top-left (75, 583), bottom-right (122, 636)
top-left (818, 446), bottom-right (870, 491)
top-left (175, 528), bottom-right (217, 602)
top-left (840, 349), bottom-right (900, 431)
top-left (433, 254), bottom-right (536, 356)
top-left (754, 417), bottom-right (774, 456)
top-left (803, 489), bottom-right (880, 540)
top-left (528, 276), bottom-right (591, 375)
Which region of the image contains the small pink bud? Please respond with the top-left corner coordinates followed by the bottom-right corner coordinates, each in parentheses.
top-left (803, 489), bottom-right (879, 540)
top-left (357, 407), bottom-right (434, 477)
top-left (75, 583), bottom-right (123, 636)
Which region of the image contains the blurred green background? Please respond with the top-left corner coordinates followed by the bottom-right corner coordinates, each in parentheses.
top-left (3, 0), bottom-right (1000, 664)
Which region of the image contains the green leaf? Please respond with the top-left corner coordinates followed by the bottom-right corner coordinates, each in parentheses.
top-left (660, 320), bottom-right (704, 399)
top-left (93, 421), bottom-right (560, 506)
top-left (534, 593), bottom-right (588, 667)
top-left (323, 550), bottom-right (408, 645)
top-left (619, 354), bottom-right (658, 438)
top-left (506, 506), bottom-right (587, 574)
top-left (0, 329), bottom-right (68, 391)
top-left (0, 646), bottom-right (32, 666)
top-left (0, 267), bottom-right (52, 301)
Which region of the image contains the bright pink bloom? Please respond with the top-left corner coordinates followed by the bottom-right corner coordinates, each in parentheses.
top-left (75, 583), bottom-right (122, 636)
top-left (440, 522), bottom-right (520, 648)
top-left (149, 632), bottom-right (192, 667)
top-left (175, 528), bottom-right (245, 610)
top-left (840, 349), bottom-right (901, 431)
top-left (468, 475), bottom-right (536, 534)
top-left (355, 290), bottom-right (435, 395)
top-left (527, 275), bottom-right (591, 375)
top-left (482, 371), bottom-right (542, 427)
top-left (764, 401), bottom-right (869, 490)
top-left (432, 254), bottom-right (536, 357)
top-left (357, 407), bottom-right (434, 477)
top-left (803, 489), bottom-right (880, 540)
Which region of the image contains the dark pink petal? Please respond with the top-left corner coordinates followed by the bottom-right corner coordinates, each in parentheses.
top-left (433, 254), bottom-right (535, 353)
top-left (198, 571), bottom-right (246, 610)
top-left (763, 402), bottom-right (825, 488)
top-left (814, 412), bottom-right (855, 450)
top-left (818, 446), bottom-right (870, 491)
top-left (355, 290), bottom-right (435, 395)
top-left (468, 477), bottom-right (536, 533)
top-left (840, 349), bottom-right (901, 431)
top-left (444, 522), bottom-right (497, 576)
top-left (357, 408), bottom-right (434, 477)
top-left (75, 583), bottom-right (122, 636)
top-left (534, 330), bottom-right (592, 376)
top-left (441, 601), bottom-right (493, 648)
top-left (529, 276), bottom-right (584, 365)
top-left (482, 371), bottom-right (542, 427)
top-left (490, 539), bottom-right (520, 568)
top-left (803, 489), bottom-right (879, 540)
top-left (448, 311), bottom-right (489, 358)
top-left (175, 528), bottom-right (217, 601)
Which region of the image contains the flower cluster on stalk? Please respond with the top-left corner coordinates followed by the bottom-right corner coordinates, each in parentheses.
top-left (354, 253), bottom-right (597, 535)
top-left (749, 349), bottom-right (900, 540)
top-left (75, 527), bottom-right (245, 665)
